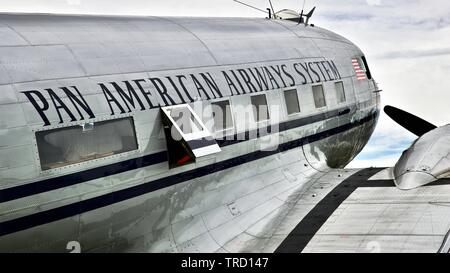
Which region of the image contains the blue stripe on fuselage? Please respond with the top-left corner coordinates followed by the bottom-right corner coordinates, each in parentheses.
top-left (0, 106), bottom-right (353, 203)
top-left (0, 111), bottom-right (377, 237)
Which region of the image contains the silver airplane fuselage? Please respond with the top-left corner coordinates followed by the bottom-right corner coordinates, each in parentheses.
top-left (0, 13), bottom-right (379, 252)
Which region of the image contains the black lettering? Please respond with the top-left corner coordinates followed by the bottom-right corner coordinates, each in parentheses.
top-left (149, 77), bottom-right (175, 106)
top-left (293, 63), bottom-right (307, 84)
top-left (327, 60), bottom-right (342, 79)
top-left (133, 79), bottom-right (157, 109)
top-left (308, 62), bottom-right (321, 83)
top-left (237, 69), bottom-right (258, 93)
top-left (21, 90), bottom-right (51, 126)
top-left (60, 86), bottom-right (95, 121)
top-left (200, 72), bottom-right (223, 98)
top-left (110, 81), bottom-right (146, 112)
top-left (46, 88), bottom-right (77, 124)
top-left (270, 65), bottom-right (287, 87)
top-left (99, 83), bottom-right (126, 115)
top-left (165, 76), bottom-right (187, 103)
top-left (281, 64), bottom-right (296, 87)
top-left (314, 62), bottom-right (327, 81)
top-left (263, 67), bottom-right (280, 89)
top-left (222, 71), bottom-right (241, 95)
top-left (320, 61), bottom-right (333, 81)
top-left (299, 63), bottom-right (314, 83)
top-left (230, 70), bottom-right (246, 94)
top-left (248, 67), bottom-right (269, 91)
top-left (176, 75), bottom-right (194, 102)
top-left (191, 74), bottom-right (211, 100)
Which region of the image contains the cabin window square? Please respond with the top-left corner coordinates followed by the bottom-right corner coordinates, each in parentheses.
top-left (211, 100), bottom-right (233, 131)
top-left (36, 117), bottom-right (138, 171)
top-left (160, 104), bottom-right (221, 169)
top-left (335, 81), bottom-right (346, 103)
top-left (166, 106), bottom-right (204, 134)
top-left (251, 94), bottom-right (270, 122)
top-left (312, 85), bottom-right (326, 108)
top-left (283, 89), bottom-right (300, 115)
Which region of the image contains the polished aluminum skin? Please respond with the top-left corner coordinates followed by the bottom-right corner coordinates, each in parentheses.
top-left (0, 13), bottom-right (447, 253)
top-left (394, 125), bottom-right (450, 189)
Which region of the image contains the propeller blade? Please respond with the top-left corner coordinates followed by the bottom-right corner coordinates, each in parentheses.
top-left (384, 105), bottom-right (437, 137)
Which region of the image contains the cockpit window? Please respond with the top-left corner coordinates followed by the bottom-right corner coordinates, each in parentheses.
top-left (360, 56), bottom-right (372, 80)
top-left (352, 56), bottom-right (372, 80)
top-left (36, 117), bottom-right (138, 171)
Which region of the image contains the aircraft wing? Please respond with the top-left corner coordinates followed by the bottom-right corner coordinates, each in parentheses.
top-left (272, 168), bottom-right (450, 253)
top-left (113, 163), bottom-right (450, 253)
top-left (211, 167), bottom-right (450, 253)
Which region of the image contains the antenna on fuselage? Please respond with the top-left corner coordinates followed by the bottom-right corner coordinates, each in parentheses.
top-left (304, 6), bottom-right (316, 25)
top-left (232, 0), bottom-right (270, 17)
top-left (232, 0), bottom-right (316, 23)
top-left (299, 0), bottom-right (307, 24)
top-left (268, 0), bottom-right (277, 19)
top-left (298, 0), bottom-right (316, 26)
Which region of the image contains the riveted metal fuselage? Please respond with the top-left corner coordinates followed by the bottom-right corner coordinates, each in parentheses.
top-left (0, 14), bottom-right (379, 252)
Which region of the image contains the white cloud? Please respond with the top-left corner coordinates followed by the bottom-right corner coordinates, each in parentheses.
top-left (347, 153), bottom-right (400, 168)
top-left (67, 0), bottom-right (81, 6)
top-left (366, 0), bottom-right (382, 6)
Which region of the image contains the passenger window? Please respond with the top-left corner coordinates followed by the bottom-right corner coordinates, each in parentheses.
top-left (335, 81), bottom-right (346, 103)
top-left (251, 94), bottom-right (270, 122)
top-left (312, 85), bottom-right (326, 108)
top-left (283, 89), bottom-right (300, 115)
top-left (211, 100), bottom-right (233, 131)
top-left (161, 104), bottom-right (221, 169)
top-left (36, 117), bottom-right (138, 171)
top-left (167, 106), bottom-right (203, 134)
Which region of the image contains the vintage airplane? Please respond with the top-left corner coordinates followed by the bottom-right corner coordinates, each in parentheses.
top-left (0, 7), bottom-right (449, 253)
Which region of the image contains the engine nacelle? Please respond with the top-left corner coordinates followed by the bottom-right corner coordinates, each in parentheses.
top-left (394, 125), bottom-right (450, 190)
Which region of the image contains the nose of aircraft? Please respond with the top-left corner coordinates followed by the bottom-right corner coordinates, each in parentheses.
top-left (394, 171), bottom-right (436, 190)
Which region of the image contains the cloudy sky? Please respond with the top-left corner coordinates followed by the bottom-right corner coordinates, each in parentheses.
top-left (1, 0), bottom-right (449, 168)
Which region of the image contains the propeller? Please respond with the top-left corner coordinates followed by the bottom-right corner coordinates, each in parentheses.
top-left (384, 105), bottom-right (437, 137)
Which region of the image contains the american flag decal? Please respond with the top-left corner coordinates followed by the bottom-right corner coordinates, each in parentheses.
top-left (352, 58), bottom-right (366, 80)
